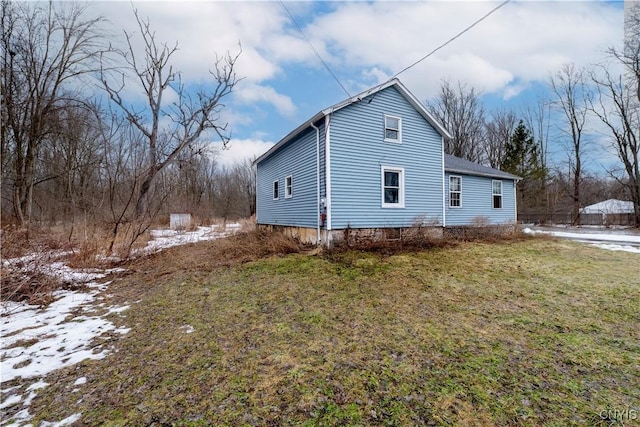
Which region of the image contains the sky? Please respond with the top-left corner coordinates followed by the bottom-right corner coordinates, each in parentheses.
top-left (87, 1), bottom-right (626, 170)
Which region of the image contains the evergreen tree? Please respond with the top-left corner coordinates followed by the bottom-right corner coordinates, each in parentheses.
top-left (501, 120), bottom-right (547, 212)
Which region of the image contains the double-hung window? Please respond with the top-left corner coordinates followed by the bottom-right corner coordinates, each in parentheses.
top-left (273, 180), bottom-right (279, 200)
top-left (384, 115), bottom-right (401, 143)
top-left (449, 176), bottom-right (462, 208)
top-left (285, 175), bottom-right (293, 198)
top-left (492, 180), bottom-right (503, 209)
top-left (381, 166), bottom-right (404, 208)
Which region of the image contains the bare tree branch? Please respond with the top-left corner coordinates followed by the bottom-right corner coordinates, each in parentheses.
top-left (100, 8), bottom-right (241, 218)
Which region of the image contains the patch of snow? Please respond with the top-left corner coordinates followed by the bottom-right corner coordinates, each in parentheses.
top-left (0, 395), bottom-right (22, 410)
top-left (139, 223), bottom-right (243, 255)
top-left (0, 221), bottom-right (244, 425)
top-left (523, 227), bottom-right (640, 253)
top-left (590, 243), bottom-right (640, 254)
top-left (1, 282), bottom-right (128, 425)
top-left (180, 324), bottom-right (194, 334)
top-left (39, 413), bottom-right (82, 427)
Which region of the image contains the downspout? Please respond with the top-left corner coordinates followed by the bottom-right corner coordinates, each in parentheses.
top-left (310, 121), bottom-right (320, 246)
top-left (325, 114), bottom-right (332, 243)
top-left (514, 180), bottom-right (518, 225)
top-left (441, 137), bottom-right (446, 228)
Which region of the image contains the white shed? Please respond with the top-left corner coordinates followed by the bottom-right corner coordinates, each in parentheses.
top-left (580, 199), bottom-right (634, 214)
top-left (170, 213), bottom-right (192, 230)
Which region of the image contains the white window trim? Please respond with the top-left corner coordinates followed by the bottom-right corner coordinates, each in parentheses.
top-left (273, 180), bottom-right (279, 200)
top-left (384, 114), bottom-right (402, 143)
top-left (492, 179), bottom-right (503, 209)
top-left (285, 175), bottom-right (293, 199)
top-left (381, 166), bottom-right (405, 208)
top-left (449, 175), bottom-right (462, 208)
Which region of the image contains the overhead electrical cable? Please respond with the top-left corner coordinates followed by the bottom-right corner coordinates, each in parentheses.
top-left (279, 0), bottom-right (352, 98)
top-left (393, 0), bottom-right (511, 79)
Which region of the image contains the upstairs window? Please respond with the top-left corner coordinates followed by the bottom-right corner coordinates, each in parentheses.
top-left (285, 175), bottom-right (293, 198)
top-left (384, 115), bottom-right (402, 143)
top-left (273, 180), bottom-right (279, 200)
top-left (449, 176), bottom-right (462, 208)
top-left (492, 180), bottom-right (503, 209)
top-left (381, 166), bottom-right (404, 208)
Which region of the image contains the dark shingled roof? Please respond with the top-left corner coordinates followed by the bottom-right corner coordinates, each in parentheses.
top-left (444, 154), bottom-right (520, 180)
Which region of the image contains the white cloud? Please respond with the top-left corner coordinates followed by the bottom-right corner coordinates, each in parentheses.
top-left (304, 1), bottom-right (622, 101)
top-left (211, 138), bottom-right (274, 167)
top-left (235, 83), bottom-right (296, 117)
top-left (86, 0), bottom-right (624, 158)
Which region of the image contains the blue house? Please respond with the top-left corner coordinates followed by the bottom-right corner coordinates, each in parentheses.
top-left (255, 79), bottom-right (519, 245)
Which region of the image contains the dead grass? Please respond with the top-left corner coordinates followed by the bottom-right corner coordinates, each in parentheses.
top-left (19, 237), bottom-right (640, 426)
top-left (0, 265), bottom-right (61, 305)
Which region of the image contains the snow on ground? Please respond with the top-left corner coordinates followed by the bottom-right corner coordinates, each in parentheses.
top-left (142, 223), bottom-right (240, 254)
top-left (522, 226), bottom-right (640, 254)
top-left (1, 223), bottom-right (241, 426)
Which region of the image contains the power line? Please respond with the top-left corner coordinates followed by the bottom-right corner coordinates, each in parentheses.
top-left (393, 0), bottom-right (511, 79)
top-left (278, 0), bottom-right (351, 98)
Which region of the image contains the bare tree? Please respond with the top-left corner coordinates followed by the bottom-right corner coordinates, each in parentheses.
top-left (235, 158), bottom-right (257, 217)
top-left (1, 1), bottom-right (105, 228)
top-left (101, 9), bottom-right (240, 218)
top-left (426, 80), bottom-right (486, 162)
top-left (522, 98), bottom-right (551, 172)
top-left (590, 68), bottom-right (640, 226)
top-left (484, 109), bottom-right (517, 169)
top-left (551, 63), bottom-right (590, 224)
top-left (589, 2), bottom-right (640, 226)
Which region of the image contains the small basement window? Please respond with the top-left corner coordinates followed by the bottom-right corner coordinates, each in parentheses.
top-left (384, 115), bottom-right (401, 143)
top-left (285, 175), bottom-right (293, 198)
top-left (492, 180), bottom-right (502, 209)
top-left (449, 176), bottom-right (462, 208)
top-left (382, 166), bottom-right (404, 208)
top-left (273, 180), bottom-right (279, 200)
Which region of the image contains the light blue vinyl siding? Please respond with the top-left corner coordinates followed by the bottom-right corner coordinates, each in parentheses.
top-left (256, 126), bottom-right (320, 227)
top-left (329, 86), bottom-right (444, 229)
top-left (444, 172), bottom-right (516, 226)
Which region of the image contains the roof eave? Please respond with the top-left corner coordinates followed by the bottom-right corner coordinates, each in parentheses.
top-left (445, 167), bottom-right (521, 181)
top-left (254, 111), bottom-right (325, 165)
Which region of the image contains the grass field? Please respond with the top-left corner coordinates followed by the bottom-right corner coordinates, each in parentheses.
top-left (26, 237), bottom-right (640, 426)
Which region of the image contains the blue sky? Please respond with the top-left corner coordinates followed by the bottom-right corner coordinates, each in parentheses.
top-left (93, 1), bottom-right (625, 171)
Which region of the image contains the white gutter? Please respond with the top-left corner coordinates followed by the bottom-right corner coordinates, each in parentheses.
top-left (310, 121), bottom-right (321, 245)
top-left (325, 114), bottom-right (332, 238)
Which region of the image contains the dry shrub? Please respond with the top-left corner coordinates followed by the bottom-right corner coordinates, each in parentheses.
top-left (443, 223), bottom-right (522, 242)
top-left (0, 266), bottom-right (63, 305)
top-left (208, 229), bottom-right (301, 265)
top-left (65, 239), bottom-right (101, 269)
top-left (237, 215), bottom-right (257, 232)
top-left (333, 221), bottom-right (525, 255)
top-left (0, 227), bottom-right (32, 259)
top-left (336, 225), bottom-right (450, 255)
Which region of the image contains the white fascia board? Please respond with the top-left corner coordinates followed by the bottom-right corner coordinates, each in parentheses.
top-left (393, 81), bottom-right (452, 140)
top-left (254, 112), bottom-right (325, 165)
top-left (444, 168), bottom-right (520, 181)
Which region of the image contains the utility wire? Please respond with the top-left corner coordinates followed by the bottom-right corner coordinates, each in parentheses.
top-left (279, 0), bottom-right (351, 98)
top-left (393, 0), bottom-right (511, 79)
